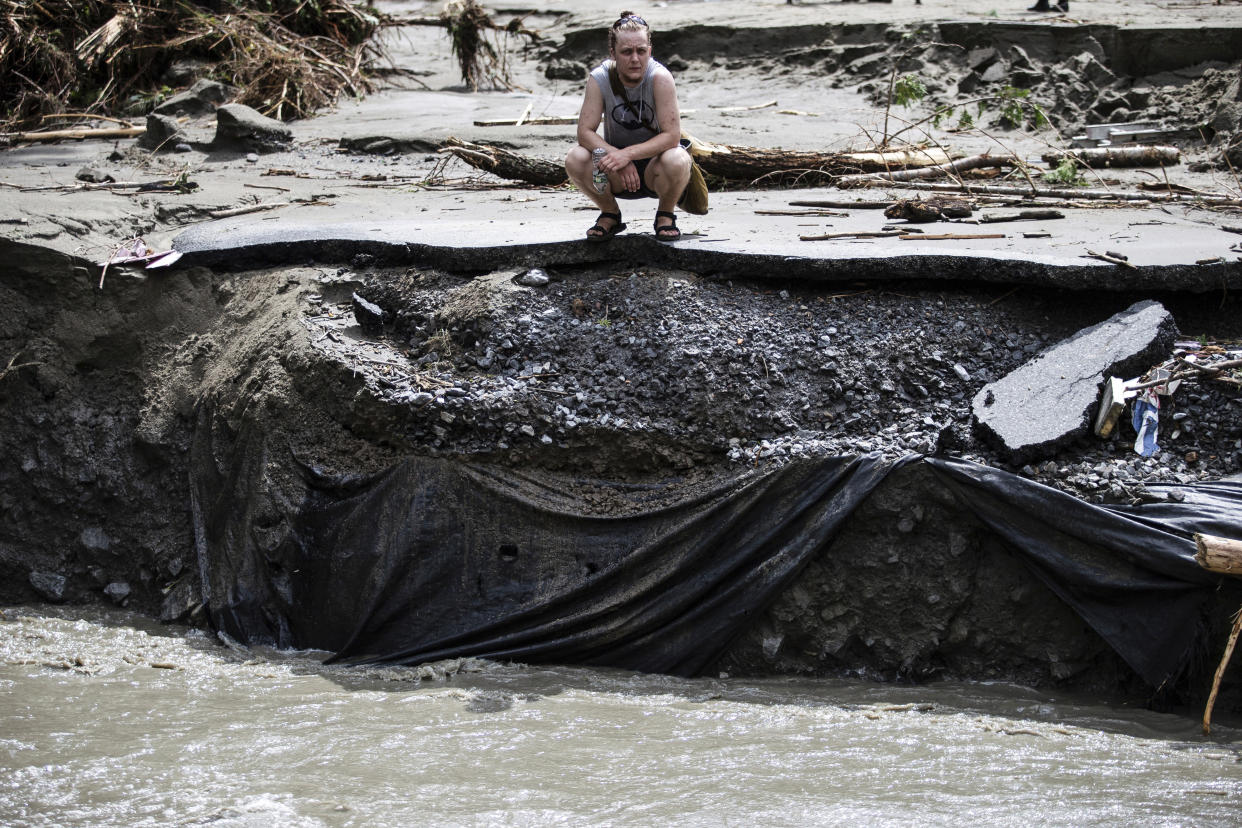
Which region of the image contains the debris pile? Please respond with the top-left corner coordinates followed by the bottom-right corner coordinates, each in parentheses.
top-left (0, 0), bottom-right (382, 128)
top-left (319, 265), bottom-right (1242, 502)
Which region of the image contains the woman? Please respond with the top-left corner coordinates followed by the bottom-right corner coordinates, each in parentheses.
top-left (564, 12), bottom-right (692, 243)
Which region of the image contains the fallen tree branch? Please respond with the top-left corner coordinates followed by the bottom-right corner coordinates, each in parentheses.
top-left (800, 230), bottom-right (903, 241)
top-left (849, 180), bottom-right (1242, 205)
top-left (789, 200), bottom-right (891, 209)
top-left (4, 126), bottom-right (145, 142)
top-left (977, 209), bottom-right (1065, 223)
top-left (1084, 249), bottom-right (1137, 269)
top-left (0, 352), bottom-right (42, 383)
top-left (835, 152), bottom-right (1019, 188)
top-left (899, 232), bottom-right (1005, 240)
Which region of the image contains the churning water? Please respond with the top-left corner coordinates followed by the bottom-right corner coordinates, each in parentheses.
top-left (2, 604), bottom-right (1239, 827)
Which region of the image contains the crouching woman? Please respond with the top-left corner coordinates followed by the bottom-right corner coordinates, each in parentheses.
top-left (564, 12), bottom-right (692, 243)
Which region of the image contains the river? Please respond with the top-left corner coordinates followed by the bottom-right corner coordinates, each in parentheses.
top-left (2, 604), bottom-right (1239, 827)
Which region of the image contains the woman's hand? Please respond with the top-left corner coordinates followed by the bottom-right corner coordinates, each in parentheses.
top-left (599, 148), bottom-right (641, 192)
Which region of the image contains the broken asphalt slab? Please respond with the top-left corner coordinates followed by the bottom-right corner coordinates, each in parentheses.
top-left (169, 187), bottom-right (1242, 292)
top-left (971, 299), bottom-right (1176, 464)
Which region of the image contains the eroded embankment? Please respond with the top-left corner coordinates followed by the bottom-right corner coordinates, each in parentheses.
top-left (1, 242), bottom-right (1240, 710)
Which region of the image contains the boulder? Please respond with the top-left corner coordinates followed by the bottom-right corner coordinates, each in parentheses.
top-left (29, 570), bottom-right (67, 602)
top-left (154, 78), bottom-right (230, 117)
top-left (104, 581), bottom-right (131, 605)
top-left (212, 103), bottom-right (292, 152)
top-left (139, 113), bottom-right (187, 151)
top-left (971, 300), bottom-right (1176, 464)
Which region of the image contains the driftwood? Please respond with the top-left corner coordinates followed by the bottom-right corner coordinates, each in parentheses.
top-left (790, 200), bottom-right (891, 209)
top-left (900, 233), bottom-right (1005, 241)
top-left (1203, 605), bottom-right (1242, 736)
top-left (977, 210), bottom-right (1065, 223)
top-left (1198, 532), bottom-right (1242, 736)
top-left (1042, 145), bottom-right (1181, 168)
top-left (835, 153), bottom-right (1019, 189)
top-left (5, 127), bottom-right (145, 143)
top-left (1196, 533), bottom-right (1242, 575)
top-left (683, 133), bottom-right (950, 181)
top-left (1085, 249), bottom-right (1137, 269)
top-left (800, 230), bottom-right (903, 241)
top-left (438, 137), bottom-right (567, 186)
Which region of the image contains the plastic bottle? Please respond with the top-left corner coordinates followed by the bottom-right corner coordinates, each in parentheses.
top-left (591, 148), bottom-right (608, 194)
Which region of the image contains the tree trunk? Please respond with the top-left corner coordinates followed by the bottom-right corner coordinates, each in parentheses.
top-left (682, 133), bottom-right (950, 181)
top-left (439, 137), bottom-right (567, 186)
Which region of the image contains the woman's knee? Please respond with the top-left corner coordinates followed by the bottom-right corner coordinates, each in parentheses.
top-left (660, 146), bottom-right (692, 175)
top-left (566, 145), bottom-right (591, 173)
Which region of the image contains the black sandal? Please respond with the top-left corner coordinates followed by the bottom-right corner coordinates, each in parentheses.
top-left (654, 210), bottom-right (681, 242)
top-left (587, 211), bottom-right (626, 242)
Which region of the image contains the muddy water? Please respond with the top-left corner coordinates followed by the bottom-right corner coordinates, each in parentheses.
top-left (2, 606), bottom-right (1239, 827)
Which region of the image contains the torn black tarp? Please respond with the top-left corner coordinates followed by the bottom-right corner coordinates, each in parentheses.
top-left (190, 414), bottom-right (1242, 687)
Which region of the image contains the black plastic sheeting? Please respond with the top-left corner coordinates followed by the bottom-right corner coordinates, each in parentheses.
top-left (190, 418), bottom-right (1241, 688)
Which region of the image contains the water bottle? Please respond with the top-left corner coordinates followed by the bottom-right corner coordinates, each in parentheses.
top-left (591, 148), bottom-right (608, 194)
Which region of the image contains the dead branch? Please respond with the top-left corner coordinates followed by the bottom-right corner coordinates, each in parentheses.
top-left (789, 200), bottom-right (892, 209)
top-left (835, 153), bottom-right (1019, 189)
top-left (800, 231), bottom-right (904, 241)
top-left (854, 180), bottom-right (1242, 206)
top-left (900, 233), bottom-right (1005, 241)
top-left (1085, 250), bottom-right (1137, 269)
top-left (977, 210), bottom-right (1065, 223)
top-left (5, 126), bottom-right (144, 142)
top-left (0, 352), bottom-right (42, 382)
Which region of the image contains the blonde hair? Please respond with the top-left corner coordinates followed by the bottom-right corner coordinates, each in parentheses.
top-left (608, 10), bottom-right (651, 51)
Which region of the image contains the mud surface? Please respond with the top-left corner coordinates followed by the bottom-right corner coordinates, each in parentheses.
top-left (2, 0), bottom-right (1242, 705)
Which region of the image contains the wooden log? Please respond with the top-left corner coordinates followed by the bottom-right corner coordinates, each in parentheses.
top-left (836, 153), bottom-right (1019, 189)
top-left (1196, 533), bottom-right (1242, 576)
top-left (1202, 605), bottom-right (1242, 736)
top-left (682, 132), bottom-right (950, 180)
top-left (439, 137), bottom-right (567, 186)
top-left (1043, 145), bottom-right (1180, 168)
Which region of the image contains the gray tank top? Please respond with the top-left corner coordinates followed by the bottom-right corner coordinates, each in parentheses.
top-left (590, 59), bottom-right (663, 149)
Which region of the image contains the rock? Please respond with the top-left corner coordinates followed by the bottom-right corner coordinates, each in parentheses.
top-left (79, 527), bottom-right (112, 551)
top-left (139, 113), bottom-right (187, 151)
top-left (967, 47), bottom-right (999, 71)
top-left (161, 58), bottom-right (213, 88)
top-left (29, 570), bottom-right (67, 602)
top-left (544, 59), bottom-right (585, 80)
top-left (971, 300), bottom-right (1176, 464)
top-left (154, 78), bottom-right (230, 117)
top-left (212, 103), bottom-right (292, 152)
top-left (75, 166), bottom-right (114, 184)
top-left (352, 292), bottom-right (387, 332)
top-left (980, 63), bottom-right (1008, 84)
top-left (104, 581), bottom-right (131, 604)
top-left (519, 269), bottom-right (550, 287)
